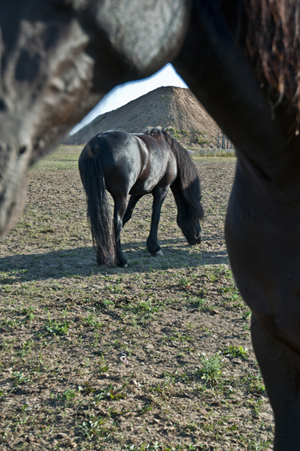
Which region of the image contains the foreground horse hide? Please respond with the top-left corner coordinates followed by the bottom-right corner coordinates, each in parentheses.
top-left (0, 0), bottom-right (191, 236)
top-left (2, 0), bottom-right (300, 449)
top-left (172, 2), bottom-right (300, 449)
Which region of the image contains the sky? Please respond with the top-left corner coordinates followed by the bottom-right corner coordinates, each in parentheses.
top-left (71, 63), bottom-right (188, 134)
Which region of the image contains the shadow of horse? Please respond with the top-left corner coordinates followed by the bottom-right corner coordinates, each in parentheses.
top-left (0, 239), bottom-right (228, 283)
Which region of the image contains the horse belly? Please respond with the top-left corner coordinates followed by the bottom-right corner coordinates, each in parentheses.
top-left (129, 178), bottom-right (158, 195)
top-left (129, 165), bottom-right (167, 194)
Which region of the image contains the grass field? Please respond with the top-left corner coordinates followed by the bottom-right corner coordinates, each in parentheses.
top-left (0, 146), bottom-right (274, 450)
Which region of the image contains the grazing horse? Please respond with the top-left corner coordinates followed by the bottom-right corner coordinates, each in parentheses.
top-left (2, 1), bottom-right (300, 448)
top-left (79, 128), bottom-right (203, 267)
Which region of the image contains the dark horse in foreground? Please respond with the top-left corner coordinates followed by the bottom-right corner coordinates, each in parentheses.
top-left (2, 1), bottom-right (300, 448)
top-left (79, 128), bottom-right (203, 267)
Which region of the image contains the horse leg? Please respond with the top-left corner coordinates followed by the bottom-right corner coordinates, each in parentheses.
top-left (113, 196), bottom-right (128, 267)
top-left (251, 316), bottom-right (300, 450)
top-left (123, 194), bottom-right (143, 227)
top-left (147, 187), bottom-right (169, 256)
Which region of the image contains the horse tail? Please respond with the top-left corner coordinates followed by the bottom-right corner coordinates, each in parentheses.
top-left (79, 141), bottom-right (115, 265)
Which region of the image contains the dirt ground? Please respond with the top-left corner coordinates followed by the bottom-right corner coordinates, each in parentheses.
top-left (0, 147), bottom-right (274, 450)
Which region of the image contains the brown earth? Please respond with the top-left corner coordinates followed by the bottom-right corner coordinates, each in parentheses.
top-left (64, 87), bottom-right (220, 149)
top-left (0, 147), bottom-right (273, 451)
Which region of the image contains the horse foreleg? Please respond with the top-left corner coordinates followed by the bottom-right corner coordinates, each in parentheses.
top-left (147, 187), bottom-right (169, 256)
top-left (113, 196), bottom-right (128, 267)
top-left (251, 316), bottom-right (300, 450)
top-left (123, 194), bottom-right (143, 226)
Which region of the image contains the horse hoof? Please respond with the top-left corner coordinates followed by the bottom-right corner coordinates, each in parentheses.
top-left (155, 250), bottom-right (164, 257)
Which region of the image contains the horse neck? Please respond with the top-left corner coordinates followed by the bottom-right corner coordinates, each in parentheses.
top-left (170, 151), bottom-right (203, 222)
top-left (168, 135), bottom-right (201, 217)
top-left (169, 143), bottom-right (190, 206)
top-left (170, 176), bottom-right (189, 212)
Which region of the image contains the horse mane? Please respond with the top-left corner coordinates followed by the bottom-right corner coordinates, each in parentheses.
top-left (244, 0), bottom-right (300, 124)
top-left (145, 128), bottom-right (204, 220)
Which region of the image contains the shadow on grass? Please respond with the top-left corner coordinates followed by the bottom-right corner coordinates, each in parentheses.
top-left (0, 238), bottom-right (229, 283)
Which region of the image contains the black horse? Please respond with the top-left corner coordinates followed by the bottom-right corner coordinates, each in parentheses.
top-left (79, 128), bottom-right (203, 267)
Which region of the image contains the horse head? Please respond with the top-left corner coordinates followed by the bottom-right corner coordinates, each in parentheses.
top-left (177, 202), bottom-right (203, 245)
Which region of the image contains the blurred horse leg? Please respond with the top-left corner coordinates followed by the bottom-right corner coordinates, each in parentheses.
top-left (251, 316), bottom-right (300, 450)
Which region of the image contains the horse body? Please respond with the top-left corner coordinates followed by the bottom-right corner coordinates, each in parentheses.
top-left (102, 132), bottom-right (177, 196)
top-left (79, 128), bottom-right (203, 267)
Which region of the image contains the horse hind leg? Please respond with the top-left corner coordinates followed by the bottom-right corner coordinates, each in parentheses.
top-left (113, 196), bottom-right (128, 267)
